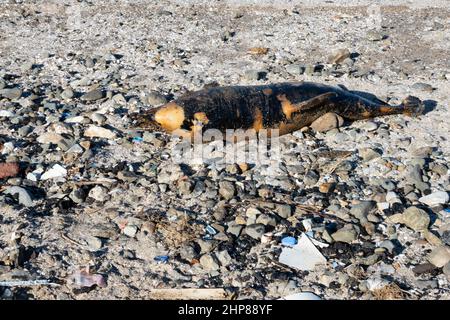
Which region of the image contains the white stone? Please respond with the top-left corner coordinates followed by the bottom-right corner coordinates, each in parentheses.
top-left (84, 125), bottom-right (116, 139)
top-left (41, 164), bottom-right (67, 180)
top-left (419, 191), bottom-right (449, 206)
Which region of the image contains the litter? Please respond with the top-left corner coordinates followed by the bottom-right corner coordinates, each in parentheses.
top-left (278, 292), bottom-right (322, 300)
top-left (281, 236), bottom-right (297, 246)
top-left (205, 225), bottom-right (217, 235)
top-left (278, 233), bottom-right (327, 271)
top-left (70, 267), bottom-right (106, 288)
top-left (132, 136), bottom-right (143, 143)
top-left (148, 288), bottom-right (230, 300)
top-left (154, 255), bottom-right (169, 263)
top-left (0, 279), bottom-right (60, 287)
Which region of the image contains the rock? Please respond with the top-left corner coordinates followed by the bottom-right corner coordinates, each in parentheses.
top-left (69, 187), bottom-right (86, 204)
top-left (402, 206), bottom-right (430, 231)
top-left (157, 164), bottom-right (184, 184)
top-left (412, 82), bottom-right (433, 93)
top-left (285, 64), bottom-right (305, 75)
top-left (226, 221), bottom-right (243, 237)
top-left (304, 170), bottom-right (319, 186)
top-left (90, 113), bottom-right (107, 125)
top-left (361, 121), bottom-right (378, 131)
top-left (61, 88), bottom-right (74, 100)
top-left (37, 132), bottom-right (64, 144)
top-left (146, 91), bottom-right (167, 105)
top-left (84, 125), bottom-right (116, 139)
top-left (333, 132), bottom-right (350, 143)
top-left (243, 69), bottom-right (266, 81)
top-left (350, 201), bottom-right (376, 221)
top-left (274, 204), bottom-right (292, 219)
top-left (310, 112), bottom-right (344, 132)
top-left (319, 182), bottom-right (335, 193)
top-left (443, 262), bottom-right (450, 281)
top-left (81, 89), bottom-right (104, 101)
top-left (427, 246), bottom-right (450, 268)
top-left (219, 180), bottom-right (235, 200)
top-left (4, 186), bottom-right (33, 207)
top-left (328, 48), bottom-right (351, 64)
top-left (412, 263), bottom-right (437, 275)
top-left (359, 147), bottom-right (382, 162)
top-left (216, 250), bottom-right (233, 267)
top-left (0, 88), bottom-right (23, 100)
top-left (0, 162), bottom-right (19, 179)
top-left (0, 110), bottom-right (14, 117)
top-left (199, 253), bottom-right (220, 271)
top-left (331, 224), bottom-right (358, 243)
top-left (245, 223), bottom-right (265, 240)
top-left (123, 224), bottom-right (138, 238)
top-left (41, 164), bottom-right (67, 180)
top-left (255, 214), bottom-right (277, 226)
top-left (366, 30), bottom-right (386, 41)
top-left (88, 186), bottom-right (109, 202)
top-left (304, 64), bottom-right (316, 76)
top-left (419, 191), bottom-right (449, 207)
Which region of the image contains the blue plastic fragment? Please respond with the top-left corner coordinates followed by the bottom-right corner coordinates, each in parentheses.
top-left (154, 255), bottom-right (169, 263)
top-left (132, 136), bottom-right (143, 143)
top-left (443, 208), bottom-right (450, 214)
top-left (281, 236), bottom-right (297, 246)
top-left (205, 225), bottom-right (217, 235)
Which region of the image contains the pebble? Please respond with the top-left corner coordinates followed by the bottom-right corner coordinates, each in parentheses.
top-left (216, 250), bottom-right (233, 267)
top-left (243, 69), bottom-right (266, 81)
top-left (123, 224), bottom-right (138, 238)
top-left (366, 30), bottom-right (386, 41)
top-left (359, 147), bottom-right (382, 162)
top-left (328, 48), bottom-right (351, 64)
top-left (304, 170), bottom-right (319, 187)
top-left (361, 121), bottom-right (378, 131)
top-left (310, 112), bottom-right (344, 132)
top-left (350, 201), bottom-right (375, 221)
top-left (0, 88), bottom-right (23, 100)
top-left (255, 214), bottom-right (277, 226)
top-left (427, 246), bottom-right (450, 268)
top-left (285, 64), bottom-right (305, 75)
top-left (88, 186), bottom-right (109, 202)
top-left (219, 180), bottom-right (235, 200)
top-left (245, 224), bottom-right (266, 240)
top-left (199, 253), bottom-right (220, 271)
top-left (443, 263), bottom-right (450, 281)
top-left (331, 224), bottom-right (358, 243)
top-left (411, 82), bottom-right (433, 93)
top-left (84, 125), bottom-right (117, 139)
top-left (37, 132), bottom-right (64, 144)
top-left (402, 206), bottom-right (430, 231)
top-left (4, 186), bottom-right (33, 207)
top-left (146, 91), bottom-right (167, 106)
top-left (41, 164), bottom-right (67, 180)
top-left (81, 89), bottom-right (104, 101)
top-left (419, 191), bottom-right (449, 207)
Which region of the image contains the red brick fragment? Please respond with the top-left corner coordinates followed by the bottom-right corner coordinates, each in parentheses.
top-left (0, 162), bottom-right (20, 179)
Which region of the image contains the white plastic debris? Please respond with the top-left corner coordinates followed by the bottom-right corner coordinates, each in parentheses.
top-left (278, 233), bottom-right (327, 271)
top-left (278, 292), bottom-right (322, 300)
top-left (41, 164), bottom-right (67, 180)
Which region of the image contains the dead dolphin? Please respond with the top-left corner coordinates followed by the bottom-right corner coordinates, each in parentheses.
top-left (133, 82), bottom-right (423, 140)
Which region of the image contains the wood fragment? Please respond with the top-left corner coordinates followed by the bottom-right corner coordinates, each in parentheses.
top-left (148, 288), bottom-right (230, 300)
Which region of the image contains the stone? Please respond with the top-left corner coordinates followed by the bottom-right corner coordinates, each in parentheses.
top-left (419, 191), bottom-right (449, 207)
top-left (350, 201), bottom-right (376, 221)
top-left (0, 162), bottom-right (19, 179)
top-left (88, 186), bottom-right (109, 202)
top-left (41, 164), bottom-right (67, 180)
top-left (443, 262), bottom-right (450, 281)
top-left (4, 186), bottom-right (33, 207)
top-left (359, 147), bottom-right (382, 162)
top-left (427, 246), bottom-right (450, 268)
top-left (245, 224), bottom-right (265, 240)
top-left (310, 112), bottom-right (344, 132)
top-left (243, 69), bottom-right (266, 81)
top-left (328, 48), bottom-right (351, 64)
top-left (274, 204), bottom-right (292, 219)
top-left (216, 250), bottom-right (233, 267)
top-left (255, 214), bottom-right (277, 227)
top-left (331, 224), bottom-right (358, 243)
top-left (84, 125), bottom-right (116, 139)
top-left (81, 89), bottom-right (104, 101)
top-left (304, 170), bottom-right (319, 186)
top-left (61, 88), bottom-right (74, 100)
top-left (412, 82), bottom-right (433, 93)
top-left (361, 121), bottom-right (378, 131)
top-left (0, 88), bottom-right (23, 100)
top-left (123, 224), bottom-right (138, 238)
top-left (219, 180), bottom-right (235, 200)
top-left (285, 64), bottom-right (305, 75)
top-left (199, 253), bottom-right (220, 271)
top-left (37, 132), bottom-right (64, 144)
top-left (90, 113), bottom-right (107, 125)
top-left (402, 206), bottom-right (430, 231)
top-left (226, 221), bottom-right (243, 237)
top-left (146, 91), bottom-right (167, 105)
